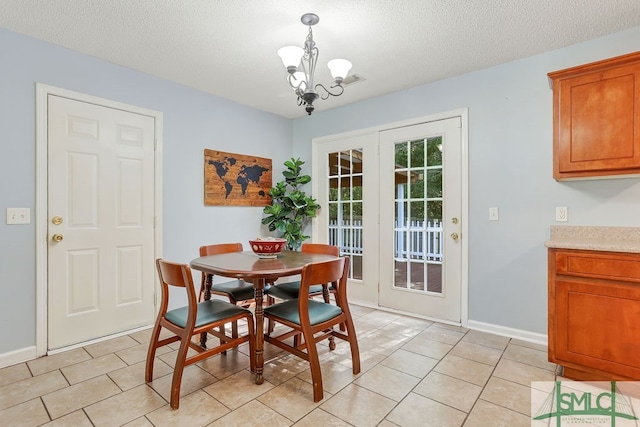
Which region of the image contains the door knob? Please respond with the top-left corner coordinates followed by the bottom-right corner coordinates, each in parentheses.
top-left (450, 232), bottom-right (459, 241)
top-left (52, 234), bottom-right (64, 242)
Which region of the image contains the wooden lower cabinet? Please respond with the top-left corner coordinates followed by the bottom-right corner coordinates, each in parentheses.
top-left (548, 248), bottom-right (640, 380)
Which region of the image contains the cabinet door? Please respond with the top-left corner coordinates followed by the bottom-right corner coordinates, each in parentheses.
top-left (557, 63), bottom-right (640, 174)
top-left (550, 51), bottom-right (640, 180)
top-left (553, 277), bottom-right (640, 379)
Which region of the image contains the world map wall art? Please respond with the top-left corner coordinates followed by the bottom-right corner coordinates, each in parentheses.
top-left (204, 149), bottom-right (273, 206)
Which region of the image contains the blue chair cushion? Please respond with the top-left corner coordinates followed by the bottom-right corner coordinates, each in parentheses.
top-left (211, 280), bottom-right (255, 302)
top-left (165, 299), bottom-right (249, 328)
top-left (264, 299), bottom-right (342, 326)
top-left (266, 280), bottom-right (325, 300)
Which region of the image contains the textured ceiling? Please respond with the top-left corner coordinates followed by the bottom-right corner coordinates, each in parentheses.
top-left (2, 1), bottom-right (640, 118)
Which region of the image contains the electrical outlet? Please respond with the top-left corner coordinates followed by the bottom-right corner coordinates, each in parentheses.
top-left (489, 207), bottom-right (499, 221)
top-left (556, 206), bottom-right (568, 222)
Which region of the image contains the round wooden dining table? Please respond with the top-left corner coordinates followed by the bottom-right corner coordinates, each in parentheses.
top-left (190, 250), bottom-right (337, 384)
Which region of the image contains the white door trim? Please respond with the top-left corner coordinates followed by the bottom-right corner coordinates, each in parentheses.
top-left (312, 109), bottom-right (469, 327)
top-left (35, 84), bottom-right (164, 357)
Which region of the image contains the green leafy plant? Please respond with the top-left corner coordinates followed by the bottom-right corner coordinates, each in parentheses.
top-left (262, 158), bottom-right (320, 251)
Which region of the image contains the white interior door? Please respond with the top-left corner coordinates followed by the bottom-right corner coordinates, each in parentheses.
top-left (47, 95), bottom-right (157, 349)
top-left (379, 118), bottom-right (462, 322)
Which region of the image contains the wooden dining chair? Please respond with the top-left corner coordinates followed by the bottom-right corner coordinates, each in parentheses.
top-left (265, 243), bottom-right (340, 336)
top-left (146, 259), bottom-right (255, 409)
top-left (266, 243), bottom-right (339, 302)
top-left (263, 256), bottom-right (360, 402)
top-left (199, 243), bottom-right (256, 304)
top-left (199, 243), bottom-right (256, 341)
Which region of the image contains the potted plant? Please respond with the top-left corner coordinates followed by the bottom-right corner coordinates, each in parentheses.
top-left (262, 158), bottom-right (320, 251)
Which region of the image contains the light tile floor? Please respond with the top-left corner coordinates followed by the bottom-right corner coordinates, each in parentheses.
top-left (0, 305), bottom-right (557, 426)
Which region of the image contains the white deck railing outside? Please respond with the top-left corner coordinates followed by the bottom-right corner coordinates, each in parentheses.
top-left (328, 219), bottom-right (443, 262)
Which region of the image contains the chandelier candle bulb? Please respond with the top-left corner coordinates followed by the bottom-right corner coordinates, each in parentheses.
top-left (277, 46), bottom-right (303, 72)
top-left (328, 59), bottom-right (352, 83)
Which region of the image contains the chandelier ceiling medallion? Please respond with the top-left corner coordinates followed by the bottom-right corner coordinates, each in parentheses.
top-left (278, 13), bottom-right (352, 115)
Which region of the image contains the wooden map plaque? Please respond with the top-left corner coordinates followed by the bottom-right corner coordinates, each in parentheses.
top-left (204, 150), bottom-right (272, 206)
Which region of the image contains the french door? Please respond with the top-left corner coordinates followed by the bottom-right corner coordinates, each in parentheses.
top-left (379, 118), bottom-right (462, 322)
top-left (313, 115), bottom-right (465, 323)
top-left (313, 132), bottom-right (379, 305)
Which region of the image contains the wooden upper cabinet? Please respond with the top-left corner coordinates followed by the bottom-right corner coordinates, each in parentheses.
top-left (548, 51), bottom-right (640, 180)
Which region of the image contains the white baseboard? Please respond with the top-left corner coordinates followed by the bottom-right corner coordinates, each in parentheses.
top-left (351, 300), bottom-right (464, 327)
top-left (466, 319), bottom-right (548, 347)
top-left (0, 346), bottom-right (37, 369)
top-left (48, 324), bottom-right (154, 355)
top-left (349, 301), bottom-right (548, 347)
top-left (1, 324), bottom-right (154, 368)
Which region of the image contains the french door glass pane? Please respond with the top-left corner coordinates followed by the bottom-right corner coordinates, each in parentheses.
top-left (394, 137), bottom-right (443, 294)
top-left (329, 178), bottom-right (339, 201)
top-left (395, 172), bottom-right (408, 198)
top-left (329, 152), bottom-right (339, 176)
top-left (341, 182), bottom-right (351, 201)
top-left (410, 140), bottom-right (424, 167)
top-left (395, 142), bottom-right (408, 168)
top-left (410, 175), bottom-right (424, 198)
top-left (427, 138), bottom-right (443, 166)
top-left (426, 169), bottom-right (442, 198)
top-left (342, 203), bottom-right (352, 222)
top-left (327, 149), bottom-right (363, 280)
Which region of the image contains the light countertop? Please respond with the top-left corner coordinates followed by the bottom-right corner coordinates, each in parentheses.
top-left (545, 226), bottom-right (640, 253)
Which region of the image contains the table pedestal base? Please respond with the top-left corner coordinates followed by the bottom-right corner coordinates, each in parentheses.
top-left (253, 279), bottom-right (265, 384)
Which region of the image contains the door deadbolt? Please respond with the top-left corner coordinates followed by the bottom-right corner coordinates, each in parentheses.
top-left (52, 216), bottom-right (63, 225)
top-left (52, 234), bottom-right (64, 242)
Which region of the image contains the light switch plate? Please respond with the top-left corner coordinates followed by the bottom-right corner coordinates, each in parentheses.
top-left (489, 207), bottom-right (499, 221)
top-left (6, 208), bottom-right (30, 224)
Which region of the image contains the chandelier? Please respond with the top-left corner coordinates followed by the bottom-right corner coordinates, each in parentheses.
top-left (277, 13), bottom-right (352, 115)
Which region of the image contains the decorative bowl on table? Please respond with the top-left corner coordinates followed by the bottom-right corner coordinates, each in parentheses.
top-left (249, 237), bottom-right (287, 258)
